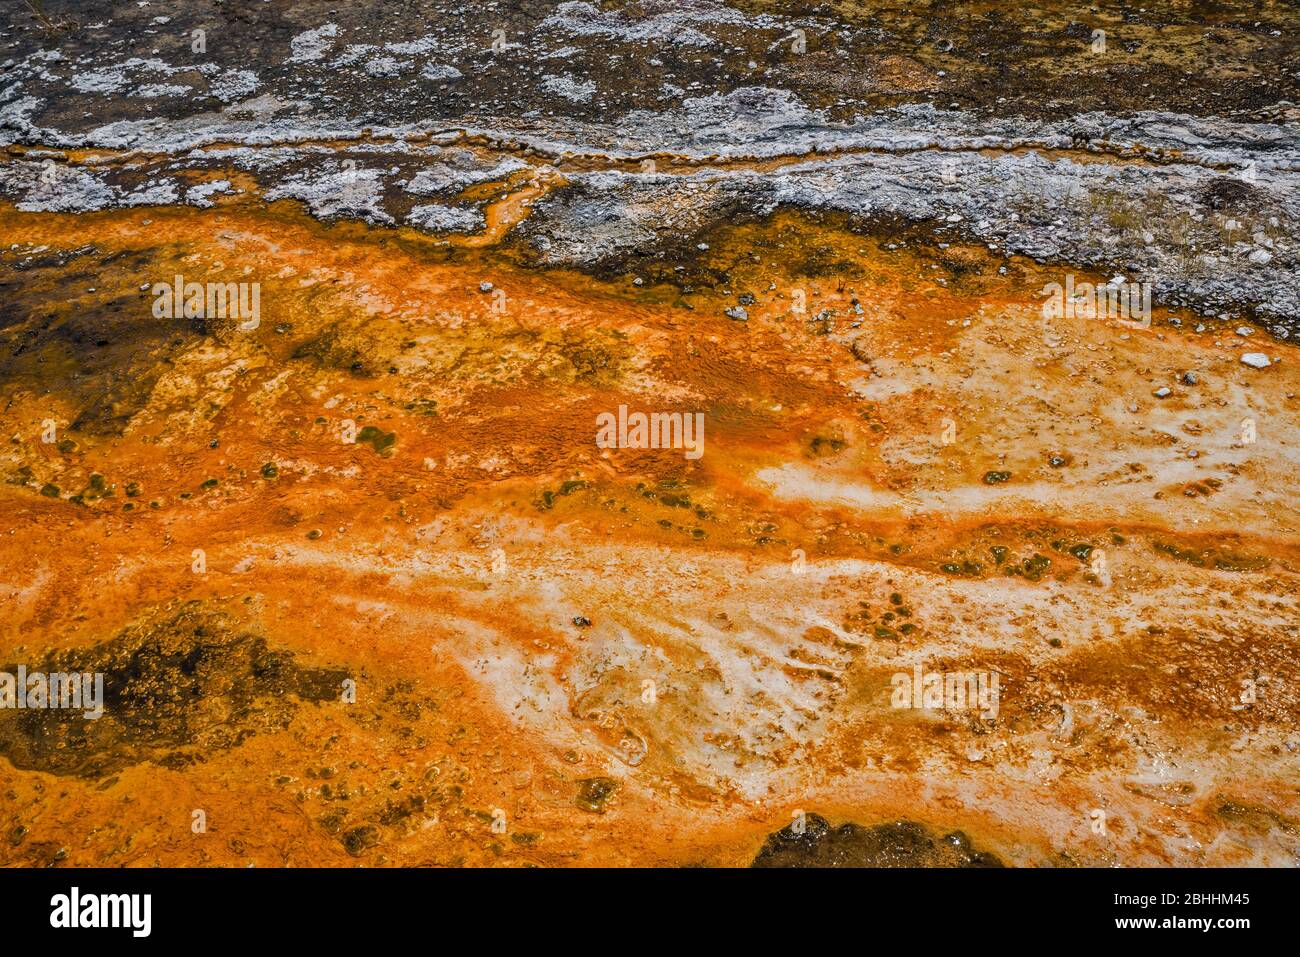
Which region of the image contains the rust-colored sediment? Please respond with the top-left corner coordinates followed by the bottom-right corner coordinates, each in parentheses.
top-left (0, 200), bottom-right (1296, 867)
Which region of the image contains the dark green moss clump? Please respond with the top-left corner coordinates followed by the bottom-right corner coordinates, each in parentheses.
top-left (982, 470), bottom-right (1011, 485)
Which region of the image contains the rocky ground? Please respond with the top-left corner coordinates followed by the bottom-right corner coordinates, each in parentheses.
top-left (0, 1), bottom-right (1297, 867)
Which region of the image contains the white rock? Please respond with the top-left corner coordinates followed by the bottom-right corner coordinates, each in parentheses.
top-left (1248, 249), bottom-right (1273, 265)
top-left (1241, 353), bottom-right (1271, 368)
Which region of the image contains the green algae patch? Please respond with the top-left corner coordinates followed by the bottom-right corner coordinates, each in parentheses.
top-left (0, 600), bottom-right (348, 779)
top-left (575, 777), bottom-right (618, 813)
top-left (357, 425), bottom-right (397, 456)
top-left (1152, 540), bottom-right (1268, 572)
top-left (752, 813), bottom-right (1004, 867)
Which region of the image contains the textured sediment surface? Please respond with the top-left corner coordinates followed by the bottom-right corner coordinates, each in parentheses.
top-left (0, 1), bottom-right (1297, 867)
